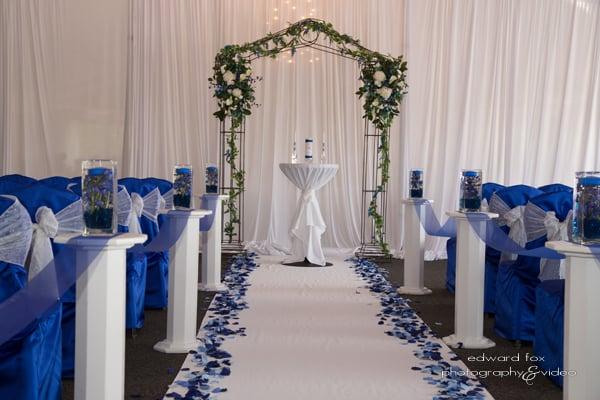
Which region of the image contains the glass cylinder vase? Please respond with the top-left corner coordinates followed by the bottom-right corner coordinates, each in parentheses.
top-left (81, 160), bottom-right (117, 235)
top-left (409, 169), bottom-right (424, 199)
top-left (173, 164), bottom-right (193, 209)
top-left (206, 164), bottom-right (219, 194)
top-left (459, 169), bottom-right (482, 212)
top-left (575, 171), bottom-right (600, 244)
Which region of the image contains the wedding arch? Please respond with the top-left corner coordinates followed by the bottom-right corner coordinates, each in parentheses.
top-left (209, 18), bottom-right (407, 256)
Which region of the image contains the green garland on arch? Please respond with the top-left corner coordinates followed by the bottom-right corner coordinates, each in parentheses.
top-left (209, 18), bottom-right (407, 253)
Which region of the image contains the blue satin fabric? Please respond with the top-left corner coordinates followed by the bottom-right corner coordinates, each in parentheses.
top-left (446, 183), bottom-right (505, 314)
top-left (538, 183), bottom-right (573, 194)
top-left (38, 176), bottom-right (78, 190)
top-left (494, 190), bottom-right (572, 341)
top-left (0, 196), bottom-right (62, 400)
top-left (119, 178), bottom-right (169, 309)
top-left (534, 279), bottom-right (564, 387)
top-left (0, 174), bottom-right (38, 186)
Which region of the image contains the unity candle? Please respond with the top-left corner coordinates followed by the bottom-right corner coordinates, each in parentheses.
top-left (205, 164), bottom-right (219, 194)
top-left (305, 138), bottom-right (314, 162)
top-left (173, 164), bottom-right (193, 208)
top-left (81, 159), bottom-right (117, 235)
top-left (409, 169), bottom-right (424, 198)
top-left (575, 171), bottom-right (600, 244)
top-left (459, 169), bottom-right (482, 212)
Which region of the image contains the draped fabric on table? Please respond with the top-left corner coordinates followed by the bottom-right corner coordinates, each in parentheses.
top-left (2, 0), bottom-right (600, 257)
top-left (494, 190), bottom-right (572, 342)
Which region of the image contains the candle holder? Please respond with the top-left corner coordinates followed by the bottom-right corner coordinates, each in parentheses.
top-left (575, 171), bottom-right (600, 244)
top-left (409, 169), bottom-right (424, 198)
top-left (459, 169), bottom-right (482, 212)
top-left (305, 138), bottom-right (313, 163)
top-left (173, 164), bottom-right (193, 209)
top-left (81, 160), bottom-right (117, 235)
top-left (205, 164), bottom-right (219, 194)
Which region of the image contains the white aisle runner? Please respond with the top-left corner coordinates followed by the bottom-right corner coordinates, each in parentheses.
top-left (165, 254), bottom-right (492, 400)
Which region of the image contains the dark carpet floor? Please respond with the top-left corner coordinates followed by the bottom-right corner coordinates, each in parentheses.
top-left (61, 255), bottom-right (562, 400)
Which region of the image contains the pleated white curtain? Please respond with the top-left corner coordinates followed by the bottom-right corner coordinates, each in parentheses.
top-left (1, 0), bottom-right (599, 257)
top-left (0, 0), bottom-right (128, 177)
top-left (404, 0), bottom-right (600, 255)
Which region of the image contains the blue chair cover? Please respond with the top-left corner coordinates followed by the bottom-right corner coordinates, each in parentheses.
top-left (538, 183), bottom-right (573, 194)
top-left (119, 178), bottom-right (169, 309)
top-left (38, 176), bottom-right (79, 190)
top-left (446, 182), bottom-right (505, 314)
top-left (10, 184), bottom-right (82, 378)
top-left (534, 279), bottom-right (564, 387)
top-left (494, 190), bottom-right (571, 341)
top-left (0, 174), bottom-right (37, 186)
top-left (68, 182), bottom-right (148, 332)
top-left (0, 196), bottom-right (62, 400)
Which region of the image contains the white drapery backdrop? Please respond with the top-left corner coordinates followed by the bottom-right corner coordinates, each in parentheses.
top-left (1, 0), bottom-right (599, 257)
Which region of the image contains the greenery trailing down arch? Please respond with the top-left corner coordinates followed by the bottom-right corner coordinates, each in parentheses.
top-left (209, 18), bottom-right (407, 254)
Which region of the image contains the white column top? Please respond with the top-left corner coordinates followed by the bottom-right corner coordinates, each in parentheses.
top-left (446, 211), bottom-right (499, 220)
top-left (401, 198), bottom-right (434, 205)
top-left (546, 240), bottom-right (600, 259)
top-left (54, 232), bottom-right (147, 249)
top-left (164, 209), bottom-right (212, 219)
top-left (200, 194), bottom-right (229, 200)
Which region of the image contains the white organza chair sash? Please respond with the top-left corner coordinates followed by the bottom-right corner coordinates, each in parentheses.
top-left (128, 187), bottom-right (162, 234)
top-left (524, 202), bottom-right (572, 280)
top-left (0, 196), bottom-right (33, 267)
top-left (117, 186), bottom-right (132, 227)
top-left (161, 188), bottom-right (174, 211)
top-left (28, 200), bottom-right (84, 280)
top-left (489, 194), bottom-right (527, 262)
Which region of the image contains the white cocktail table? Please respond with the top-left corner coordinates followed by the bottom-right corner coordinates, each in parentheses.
top-left (279, 163), bottom-right (338, 266)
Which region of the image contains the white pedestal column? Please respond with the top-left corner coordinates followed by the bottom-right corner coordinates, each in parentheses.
top-left (398, 199), bottom-right (432, 295)
top-left (546, 241), bottom-right (600, 400)
top-left (154, 209), bottom-right (211, 354)
top-left (55, 233), bottom-right (147, 400)
top-left (199, 194), bottom-right (228, 292)
top-left (443, 211), bottom-right (498, 349)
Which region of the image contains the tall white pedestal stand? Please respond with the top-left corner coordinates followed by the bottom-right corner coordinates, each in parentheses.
top-left (55, 233), bottom-right (147, 400)
top-left (398, 199), bottom-right (432, 295)
top-left (154, 209), bottom-right (212, 354)
top-left (199, 194), bottom-right (229, 292)
top-left (443, 211), bottom-right (498, 349)
top-left (546, 241), bottom-right (600, 400)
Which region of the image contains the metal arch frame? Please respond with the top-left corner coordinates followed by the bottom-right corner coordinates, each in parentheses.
top-left (218, 18), bottom-right (389, 255)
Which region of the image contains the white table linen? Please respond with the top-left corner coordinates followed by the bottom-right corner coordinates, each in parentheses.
top-left (279, 163), bottom-right (338, 266)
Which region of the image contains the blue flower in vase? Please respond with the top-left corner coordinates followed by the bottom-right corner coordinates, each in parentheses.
top-left (580, 178), bottom-right (600, 242)
top-left (206, 166), bottom-right (219, 194)
top-left (409, 170), bottom-right (423, 198)
top-left (83, 167), bottom-right (114, 232)
top-left (174, 168), bottom-right (193, 208)
top-left (460, 172), bottom-right (482, 211)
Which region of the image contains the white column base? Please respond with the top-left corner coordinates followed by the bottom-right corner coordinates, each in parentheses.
top-left (443, 334), bottom-right (495, 349)
top-left (400, 199), bottom-right (432, 296)
top-left (55, 233), bottom-right (147, 400)
top-left (198, 283), bottom-right (228, 292)
top-left (546, 241), bottom-right (600, 400)
top-left (154, 209), bottom-right (211, 354)
top-left (445, 211), bottom-right (498, 350)
top-left (398, 286), bottom-right (432, 295)
top-left (200, 194), bottom-right (228, 292)
top-left (153, 339), bottom-right (200, 354)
